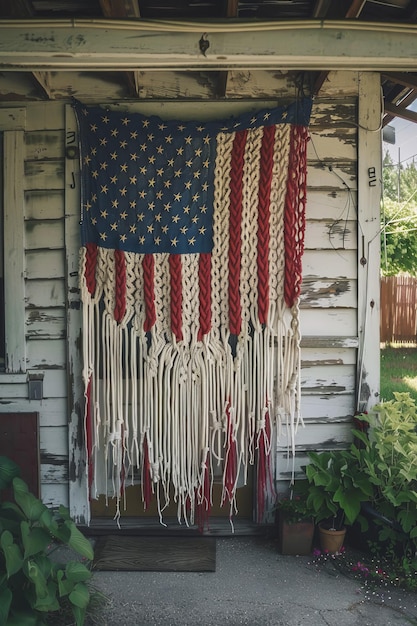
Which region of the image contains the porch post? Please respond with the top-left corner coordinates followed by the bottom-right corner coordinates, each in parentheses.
top-left (356, 71), bottom-right (382, 412)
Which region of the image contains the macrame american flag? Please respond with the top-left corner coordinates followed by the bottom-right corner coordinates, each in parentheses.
top-left (74, 98), bottom-right (312, 528)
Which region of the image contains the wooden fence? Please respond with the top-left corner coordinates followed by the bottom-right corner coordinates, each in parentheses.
top-left (380, 275), bottom-right (417, 344)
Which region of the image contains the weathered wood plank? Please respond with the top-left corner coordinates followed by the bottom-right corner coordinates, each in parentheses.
top-left (40, 425), bottom-right (68, 457)
top-left (304, 219), bottom-right (356, 250)
top-left (310, 101), bottom-right (357, 129)
top-left (2, 22), bottom-right (416, 71)
top-left (0, 398), bottom-right (68, 427)
top-left (317, 71), bottom-right (359, 98)
top-left (24, 102), bottom-right (65, 132)
top-left (300, 308), bottom-right (357, 336)
top-left (357, 71), bottom-right (381, 413)
top-left (66, 104), bottom-right (88, 524)
top-left (301, 346), bottom-right (357, 366)
top-left (302, 249), bottom-right (357, 279)
top-left (300, 336), bottom-right (359, 349)
top-left (25, 249), bottom-right (65, 279)
top-left (226, 69), bottom-right (298, 98)
top-left (300, 393), bottom-right (355, 420)
top-left (300, 276), bottom-right (357, 308)
top-left (25, 190), bottom-right (64, 220)
top-left (41, 462), bottom-right (68, 484)
top-left (25, 129), bottom-right (65, 160)
top-left (0, 106), bottom-right (26, 130)
top-left (301, 364), bottom-right (355, 395)
top-left (308, 130), bottom-right (356, 163)
top-left (277, 421), bottom-right (353, 450)
top-left (25, 219), bottom-right (64, 251)
top-left (306, 189), bottom-right (357, 221)
top-left (24, 159), bottom-right (64, 191)
top-left (26, 279), bottom-right (65, 308)
top-left (40, 483), bottom-right (68, 508)
top-left (4, 130), bottom-right (26, 373)
top-left (25, 308), bottom-right (66, 339)
top-left (26, 339), bottom-right (66, 369)
top-left (307, 161), bottom-right (357, 189)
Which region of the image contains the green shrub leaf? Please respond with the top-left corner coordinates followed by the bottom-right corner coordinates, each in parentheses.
top-left (12, 479), bottom-right (47, 522)
top-left (0, 530), bottom-right (23, 578)
top-left (21, 522), bottom-right (51, 559)
top-left (0, 585), bottom-right (12, 625)
top-left (65, 561), bottom-right (92, 583)
top-left (64, 521), bottom-right (94, 561)
top-left (69, 581), bottom-right (90, 609)
top-left (0, 456), bottom-right (20, 492)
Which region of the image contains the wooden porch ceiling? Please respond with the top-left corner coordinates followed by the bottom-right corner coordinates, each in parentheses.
top-left (1, 0), bottom-right (417, 125)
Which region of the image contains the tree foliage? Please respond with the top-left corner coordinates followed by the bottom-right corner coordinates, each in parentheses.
top-left (381, 151), bottom-right (417, 276)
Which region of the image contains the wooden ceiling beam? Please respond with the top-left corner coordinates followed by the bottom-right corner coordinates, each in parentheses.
top-left (345, 0), bottom-right (366, 19)
top-left (216, 0), bottom-right (240, 98)
top-left (99, 0), bottom-right (141, 96)
top-left (382, 72), bottom-right (417, 91)
top-left (311, 0), bottom-right (333, 19)
top-left (312, 1), bottom-right (366, 95)
top-left (4, 21), bottom-right (417, 72)
top-left (385, 100), bottom-right (417, 124)
top-left (99, 0), bottom-right (140, 18)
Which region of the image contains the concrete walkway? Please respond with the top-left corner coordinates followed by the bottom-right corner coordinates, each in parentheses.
top-left (89, 536), bottom-right (417, 625)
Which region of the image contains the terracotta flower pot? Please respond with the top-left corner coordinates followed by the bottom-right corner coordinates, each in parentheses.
top-left (278, 517), bottom-right (314, 555)
top-left (318, 524), bottom-right (346, 554)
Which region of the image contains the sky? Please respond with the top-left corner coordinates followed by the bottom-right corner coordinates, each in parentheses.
top-left (383, 109), bottom-right (417, 167)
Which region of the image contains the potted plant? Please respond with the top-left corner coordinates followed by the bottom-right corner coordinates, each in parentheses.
top-left (302, 445), bottom-right (374, 553)
top-left (275, 484), bottom-right (315, 555)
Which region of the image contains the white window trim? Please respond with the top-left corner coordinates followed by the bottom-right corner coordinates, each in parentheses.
top-left (2, 108), bottom-right (26, 373)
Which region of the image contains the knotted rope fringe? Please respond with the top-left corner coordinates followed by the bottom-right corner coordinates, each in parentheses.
top-left (80, 122), bottom-right (308, 527)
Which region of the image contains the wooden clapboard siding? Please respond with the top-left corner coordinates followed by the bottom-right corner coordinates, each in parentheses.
top-left (0, 103), bottom-right (68, 506)
top-left (0, 70), bottom-right (380, 516)
top-left (275, 74), bottom-right (360, 484)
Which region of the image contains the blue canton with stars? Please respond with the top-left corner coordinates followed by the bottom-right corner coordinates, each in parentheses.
top-left (73, 98), bottom-right (312, 255)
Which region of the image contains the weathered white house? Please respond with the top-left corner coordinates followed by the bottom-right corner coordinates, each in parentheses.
top-left (1, 2), bottom-right (414, 530)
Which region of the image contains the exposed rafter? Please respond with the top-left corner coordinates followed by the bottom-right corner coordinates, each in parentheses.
top-left (32, 71), bottom-right (53, 99)
top-left (99, 0), bottom-right (141, 97)
top-left (385, 101), bottom-right (417, 124)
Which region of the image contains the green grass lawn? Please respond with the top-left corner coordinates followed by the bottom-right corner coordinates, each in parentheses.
top-left (380, 345), bottom-right (417, 402)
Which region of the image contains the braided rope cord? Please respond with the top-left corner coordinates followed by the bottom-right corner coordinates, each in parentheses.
top-left (238, 126), bottom-right (263, 481)
top-left (284, 125), bottom-right (308, 308)
top-left (228, 129), bottom-right (247, 337)
top-left (142, 254), bottom-right (156, 332)
top-left (198, 253), bottom-right (212, 340)
top-left (169, 254), bottom-right (183, 341)
top-left (113, 249), bottom-right (126, 324)
top-left (256, 125), bottom-right (275, 326)
top-left (210, 131), bottom-right (233, 467)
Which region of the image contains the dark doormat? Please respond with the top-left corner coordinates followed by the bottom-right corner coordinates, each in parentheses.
top-left (93, 535), bottom-right (216, 572)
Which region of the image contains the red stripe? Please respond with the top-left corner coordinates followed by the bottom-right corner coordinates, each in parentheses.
top-left (143, 254), bottom-right (156, 331)
top-left (198, 253), bottom-right (212, 340)
top-left (257, 125), bottom-right (275, 324)
top-left (84, 242), bottom-right (98, 295)
top-left (114, 249), bottom-right (126, 323)
top-left (284, 125), bottom-right (308, 307)
top-left (169, 254), bottom-right (183, 341)
top-left (228, 130), bottom-right (247, 336)
top-left (142, 435), bottom-right (152, 510)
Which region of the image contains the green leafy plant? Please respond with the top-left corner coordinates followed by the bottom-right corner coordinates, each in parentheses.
top-left (302, 445), bottom-right (374, 530)
top-left (356, 392), bottom-right (417, 566)
top-left (0, 455), bottom-right (94, 626)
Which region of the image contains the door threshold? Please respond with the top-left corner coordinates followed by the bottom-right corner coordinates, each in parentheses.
top-left (81, 516), bottom-right (269, 537)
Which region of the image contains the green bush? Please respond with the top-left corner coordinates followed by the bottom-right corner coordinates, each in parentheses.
top-left (0, 455), bottom-right (94, 626)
